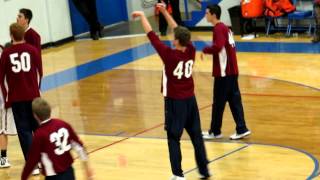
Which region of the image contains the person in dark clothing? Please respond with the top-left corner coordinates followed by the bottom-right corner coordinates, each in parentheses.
top-left (71, 0), bottom-right (102, 40)
top-left (158, 0), bottom-right (182, 36)
top-left (0, 23), bottom-right (43, 175)
top-left (132, 3), bottom-right (210, 179)
top-left (201, 4), bottom-right (251, 140)
top-left (312, 0), bottom-right (320, 43)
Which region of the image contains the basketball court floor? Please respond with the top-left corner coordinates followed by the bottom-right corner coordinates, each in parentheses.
top-left (0, 24), bottom-right (319, 179)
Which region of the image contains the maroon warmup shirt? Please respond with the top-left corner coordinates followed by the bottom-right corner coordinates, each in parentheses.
top-left (25, 27), bottom-right (41, 53)
top-left (202, 22), bottom-right (239, 77)
top-left (147, 31), bottom-right (195, 99)
top-left (21, 119), bottom-right (87, 179)
top-left (0, 43), bottom-right (42, 106)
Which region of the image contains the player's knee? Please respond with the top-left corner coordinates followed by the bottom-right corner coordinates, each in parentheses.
top-left (167, 129), bottom-right (183, 140)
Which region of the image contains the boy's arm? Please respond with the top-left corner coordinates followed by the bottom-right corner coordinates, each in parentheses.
top-left (132, 11), bottom-right (170, 62)
top-left (132, 11), bottom-right (152, 34)
top-left (67, 124), bottom-right (93, 180)
top-left (157, 3), bottom-right (178, 29)
top-left (202, 27), bottom-right (226, 54)
top-left (21, 134), bottom-right (41, 180)
top-left (33, 49), bottom-right (43, 90)
top-left (0, 52), bottom-right (8, 108)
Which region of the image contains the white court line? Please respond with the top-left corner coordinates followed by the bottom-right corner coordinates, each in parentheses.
top-left (100, 33), bottom-right (147, 40)
top-left (76, 33), bottom-right (148, 41)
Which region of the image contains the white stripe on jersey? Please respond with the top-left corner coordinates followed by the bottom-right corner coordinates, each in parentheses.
top-left (37, 71), bottom-right (41, 87)
top-left (4, 76), bottom-right (8, 102)
top-left (219, 47), bottom-right (227, 77)
top-left (41, 152), bottom-right (56, 176)
top-left (162, 66), bottom-right (167, 97)
top-left (71, 141), bottom-right (88, 161)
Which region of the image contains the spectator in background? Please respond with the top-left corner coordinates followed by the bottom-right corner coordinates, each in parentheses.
top-left (17, 8), bottom-right (41, 53)
top-left (71, 0), bottom-right (103, 40)
top-left (158, 0), bottom-right (182, 36)
top-left (312, 0), bottom-right (320, 43)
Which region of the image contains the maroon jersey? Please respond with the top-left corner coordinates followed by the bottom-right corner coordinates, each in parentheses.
top-left (147, 31), bottom-right (195, 99)
top-left (21, 119), bottom-right (86, 179)
top-left (0, 43), bottom-right (42, 106)
top-left (202, 22), bottom-right (239, 77)
top-left (25, 27), bottom-right (41, 53)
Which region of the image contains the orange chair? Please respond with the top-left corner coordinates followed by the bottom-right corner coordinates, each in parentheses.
top-left (241, 0), bottom-right (265, 18)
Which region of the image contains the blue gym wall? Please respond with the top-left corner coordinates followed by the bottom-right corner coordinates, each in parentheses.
top-left (69, 0), bottom-right (128, 35)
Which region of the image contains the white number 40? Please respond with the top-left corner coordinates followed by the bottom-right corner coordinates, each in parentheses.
top-left (173, 60), bottom-right (194, 79)
top-left (9, 52), bottom-right (31, 73)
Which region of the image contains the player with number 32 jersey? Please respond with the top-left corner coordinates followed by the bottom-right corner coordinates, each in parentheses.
top-left (21, 118), bottom-right (86, 179)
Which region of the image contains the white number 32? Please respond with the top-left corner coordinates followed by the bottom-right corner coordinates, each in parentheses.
top-left (50, 128), bottom-right (71, 155)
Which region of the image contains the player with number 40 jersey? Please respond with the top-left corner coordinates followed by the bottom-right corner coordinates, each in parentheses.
top-left (148, 31), bottom-right (195, 99)
top-left (133, 4), bottom-right (210, 179)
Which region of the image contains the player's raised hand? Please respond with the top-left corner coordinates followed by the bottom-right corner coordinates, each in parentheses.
top-left (156, 3), bottom-right (166, 12)
top-left (132, 11), bottom-right (145, 19)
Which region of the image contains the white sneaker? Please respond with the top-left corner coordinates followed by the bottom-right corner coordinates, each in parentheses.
top-left (202, 131), bottom-right (223, 140)
top-left (229, 130), bottom-right (251, 140)
top-left (32, 168), bottom-right (40, 175)
top-left (0, 157), bottom-right (11, 168)
top-left (170, 175), bottom-right (186, 180)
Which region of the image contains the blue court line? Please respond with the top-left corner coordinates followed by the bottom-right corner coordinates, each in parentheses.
top-left (41, 42), bottom-right (156, 92)
top-left (79, 132), bottom-right (319, 179)
top-left (241, 74), bottom-right (320, 92)
top-left (41, 40), bottom-right (320, 92)
top-left (183, 144), bottom-right (250, 176)
top-left (193, 41), bottom-right (320, 53)
top-left (40, 41), bottom-right (320, 178)
top-left (246, 142), bottom-right (319, 180)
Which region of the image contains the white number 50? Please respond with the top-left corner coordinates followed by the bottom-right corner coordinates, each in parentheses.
top-left (9, 52), bottom-right (31, 73)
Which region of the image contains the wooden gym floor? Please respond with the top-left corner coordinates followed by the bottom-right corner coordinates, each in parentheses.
top-left (0, 32), bottom-right (319, 179)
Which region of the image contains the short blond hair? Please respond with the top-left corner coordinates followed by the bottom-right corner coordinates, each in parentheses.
top-left (32, 97), bottom-right (51, 121)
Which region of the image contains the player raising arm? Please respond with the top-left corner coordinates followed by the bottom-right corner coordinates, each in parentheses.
top-left (132, 4), bottom-right (210, 180)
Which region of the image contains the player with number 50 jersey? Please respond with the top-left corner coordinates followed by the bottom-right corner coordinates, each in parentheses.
top-left (0, 32), bottom-right (42, 107)
top-left (0, 23), bottom-right (42, 171)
